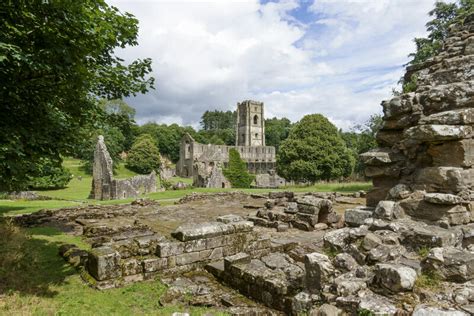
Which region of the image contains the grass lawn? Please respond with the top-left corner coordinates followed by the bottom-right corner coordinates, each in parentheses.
top-left (0, 225), bottom-right (225, 315)
top-left (0, 158), bottom-right (372, 216)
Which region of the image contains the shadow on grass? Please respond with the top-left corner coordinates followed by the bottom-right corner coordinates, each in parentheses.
top-left (0, 206), bottom-right (28, 216)
top-left (0, 220), bottom-right (76, 298)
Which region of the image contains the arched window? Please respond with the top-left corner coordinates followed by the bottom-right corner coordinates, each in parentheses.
top-left (255, 133), bottom-right (258, 139)
top-left (253, 115), bottom-right (258, 125)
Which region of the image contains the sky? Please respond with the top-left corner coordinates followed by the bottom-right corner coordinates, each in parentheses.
top-left (108, 0), bottom-right (439, 130)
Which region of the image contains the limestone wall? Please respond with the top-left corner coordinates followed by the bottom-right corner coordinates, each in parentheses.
top-left (176, 132), bottom-right (277, 178)
top-left (90, 136), bottom-right (158, 200)
top-left (83, 216), bottom-right (273, 289)
top-left (361, 16), bottom-right (474, 226)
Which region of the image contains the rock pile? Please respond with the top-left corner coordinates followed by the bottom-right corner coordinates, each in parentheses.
top-left (249, 192), bottom-right (340, 231)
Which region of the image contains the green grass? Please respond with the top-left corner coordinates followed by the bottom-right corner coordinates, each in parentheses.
top-left (0, 158), bottom-right (372, 216)
top-left (0, 224), bottom-right (225, 315)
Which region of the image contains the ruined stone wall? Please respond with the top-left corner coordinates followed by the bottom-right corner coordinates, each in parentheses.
top-left (176, 133), bottom-right (276, 178)
top-left (361, 15), bottom-right (474, 228)
top-left (192, 163), bottom-right (231, 188)
top-left (82, 216), bottom-right (271, 289)
top-left (90, 136), bottom-right (158, 200)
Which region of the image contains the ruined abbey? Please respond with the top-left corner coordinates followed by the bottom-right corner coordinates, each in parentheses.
top-left (176, 100), bottom-right (285, 188)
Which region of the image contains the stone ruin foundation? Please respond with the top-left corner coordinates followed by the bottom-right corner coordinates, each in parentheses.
top-left (13, 14), bottom-right (474, 316)
top-left (90, 135), bottom-right (158, 200)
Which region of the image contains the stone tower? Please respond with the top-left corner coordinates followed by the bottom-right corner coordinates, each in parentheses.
top-left (235, 100), bottom-right (265, 146)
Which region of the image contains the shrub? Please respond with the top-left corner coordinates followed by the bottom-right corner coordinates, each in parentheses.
top-left (223, 149), bottom-right (255, 188)
top-left (126, 134), bottom-right (161, 174)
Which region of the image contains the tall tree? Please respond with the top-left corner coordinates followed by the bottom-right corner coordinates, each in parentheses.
top-left (277, 114), bottom-right (354, 183)
top-left (0, 0), bottom-right (153, 191)
top-left (265, 117), bottom-right (292, 150)
top-left (126, 134), bottom-right (161, 174)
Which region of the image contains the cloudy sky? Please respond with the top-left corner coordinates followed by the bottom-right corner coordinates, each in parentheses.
top-left (108, 0), bottom-right (439, 130)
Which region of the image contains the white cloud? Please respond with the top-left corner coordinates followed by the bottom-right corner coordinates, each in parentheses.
top-left (108, 0), bottom-right (439, 130)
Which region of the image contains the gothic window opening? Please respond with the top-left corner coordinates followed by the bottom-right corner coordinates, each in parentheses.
top-left (253, 115), bottom-right (258, 125)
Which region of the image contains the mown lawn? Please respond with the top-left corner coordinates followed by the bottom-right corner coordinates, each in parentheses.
top-left (0, 158), bottom-right (372, 216)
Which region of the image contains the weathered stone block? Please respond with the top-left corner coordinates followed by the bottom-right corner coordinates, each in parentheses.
top-left (142, 258), bottom-right (167, 273)
top-left (373, 263), bottom-right (417, 292)
top-left (230, 221), bottom-right (254, 233)
top-left (184, 239), bottom-right (207, 253)
top-left (422, 247), bottom-right (474, 282)
top-left (323, 227), bottom-right (351, 251)
top-left (420, 108), bottom-right (474, 125)
top-left (398, 220), bottom-right (463, 249)
top-left (305, 252), bottom-right (335, 293)
top-left (404, 124), bottom-right (472, 142)
top-left (428, 139), bottom-right (474, 167)
top-left (424, 193), bottom-right (463, 205)
top-left (374, 200), bottom-right (399, 220)
top-left (156, 241), bottom-right (185, 257)
top-left (216, 214), bottom-right (244, 223)
top-left (224, 252), bottom-right (250, 270)
top-left (171, 222), bottom-right (229, 241)
top-left (122, 258), bottom-right (143, 276)
top-left (87, 246), bottom-right (121, 281)
top-left (344, 207), bottom-right (374, 227)
top-left (205, 235), bottom-right (227, 249)
top-left (175, 252), bottom-right (200, 266)
top-left (366, 186), bottom-right (390, 207)
top-left (414, 167), bottom-right (474, 193)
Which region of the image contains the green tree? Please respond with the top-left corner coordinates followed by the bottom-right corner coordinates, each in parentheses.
top-left (223, 149), bottom-right (255, 188)
top-left (277, 114), bottom-right (355, 182)
top-left (26, 157), bottom-right (72, 189)
top-left (0, 0), bottom-right (154, 191)
top-left (100, 99), bottom-right (138, 151)
top-left (408, 0), bottom-right (473, 65)
top-left (126, 134), bottom-right (161, 174)
top-left (265, 117), bottom-right (292, 150)
top-left (342, 114), bottom-right (383, 176)
top-left (136, 123), bottom-right (201, 162)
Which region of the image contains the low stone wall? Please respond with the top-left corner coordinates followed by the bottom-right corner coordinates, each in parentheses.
top-left (81, 215), bottom-right (273, 289)
top-left (112, 172), bottom-right (157, 199)
top-left (207, 252), bottom-right (309, 314)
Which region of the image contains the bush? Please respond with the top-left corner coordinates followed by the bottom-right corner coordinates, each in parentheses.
top-left (126, 134), bottom-right (161, 174)
top-left (27, 158), bottom-right (72, 189)
top-left (223, 149), bottom-right (255, 188)
top-left (277, 114), bottom-right (355, 183)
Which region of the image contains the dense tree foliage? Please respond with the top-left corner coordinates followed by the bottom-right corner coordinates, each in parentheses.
top-left (126, 134), bottom-right (161, 174)
top-left (277, 114), bottom-right (354, 182)
top-left (200, 110), bottom-right (235, 131)
top-left (198, 110), bottom-right (236, 145)
top-left (73, 99), bottom-right (137, 174)
top-left (265, 117), bottom-right (292, 150)
top-left (341, 114), bottom-right (383, 177)
top-left (223, 149), bottom-right (255, 188)
top-left (26, 157), bottom-right (72, 189)
top-left (136, 123), bottom-right (203, 162)
top-left (0, 1), bottom-right (153, 191)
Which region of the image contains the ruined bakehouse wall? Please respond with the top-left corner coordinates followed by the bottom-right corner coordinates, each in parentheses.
top-left (91, 135), bottom-right (158, 200)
